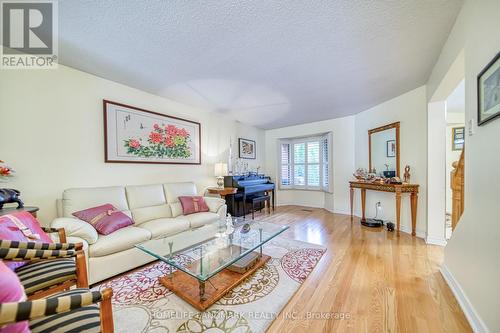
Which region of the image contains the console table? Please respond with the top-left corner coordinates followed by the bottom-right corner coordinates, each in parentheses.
top-left (207, 187), bottom-right (238, 199)
top-left (0, 206), bottom-right (39, 218)
top-left (349, 181), bottom-right (419, 236)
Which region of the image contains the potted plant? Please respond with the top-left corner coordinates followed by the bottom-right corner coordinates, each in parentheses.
top-left (0, 160), bottom-right (15, 181)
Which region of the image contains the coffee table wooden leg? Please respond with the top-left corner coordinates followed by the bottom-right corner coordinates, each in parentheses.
top-left (199, 281), bottom-right (206, 301)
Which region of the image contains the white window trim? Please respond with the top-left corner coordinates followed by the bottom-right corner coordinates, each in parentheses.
top-left (278, 133), bottom-right (333, 193)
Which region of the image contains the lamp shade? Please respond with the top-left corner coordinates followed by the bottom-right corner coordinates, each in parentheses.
top-left (214, 163), bottom-right (228, 177)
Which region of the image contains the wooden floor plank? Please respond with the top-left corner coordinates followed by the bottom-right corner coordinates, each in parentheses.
top-left (251, 205), bottom-right (472, 333)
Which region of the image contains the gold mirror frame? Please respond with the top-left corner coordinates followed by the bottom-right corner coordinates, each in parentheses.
top-left (368, 121), bottom-right (400, 177)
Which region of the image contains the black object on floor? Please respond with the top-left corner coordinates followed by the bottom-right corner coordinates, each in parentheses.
top-left (386, 222), bottom-right (395, 232)
top-left (361, 218), bottom-right (384, 228)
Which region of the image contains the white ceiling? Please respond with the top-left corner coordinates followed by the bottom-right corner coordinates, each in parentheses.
top-left (58, 0), bottom-right (463, 129)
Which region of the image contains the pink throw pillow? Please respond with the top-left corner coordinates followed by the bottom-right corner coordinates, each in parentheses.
top-left (0, 261), bottom-right (30, 333)
top-left (72, 204), bottom-right (133, 235)
top-left (0, 211), bottom-right (53, 271)
top-left (179, 196), bottom-right (209, 215)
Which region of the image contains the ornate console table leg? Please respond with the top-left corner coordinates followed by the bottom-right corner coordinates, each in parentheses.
top-left (361, 188), bottom-right (366, 222)
top-left (395, 187), bottom-right (402, 236)
top-left (410, 192), bottom-right (418, 236)
top-left (350, 187), bottom-right (354, 222)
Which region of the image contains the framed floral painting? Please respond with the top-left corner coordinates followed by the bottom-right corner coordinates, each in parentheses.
top-left (103, 100), bottom-right (201, 164)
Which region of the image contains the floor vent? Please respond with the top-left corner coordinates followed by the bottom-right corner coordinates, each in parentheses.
top-left (301, 209), bottom-right (314, 212)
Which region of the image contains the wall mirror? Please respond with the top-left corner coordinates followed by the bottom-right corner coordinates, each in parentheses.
top-left (369, 122), bottom-right (400, 178)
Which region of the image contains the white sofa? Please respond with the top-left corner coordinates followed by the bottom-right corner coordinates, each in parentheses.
top-left (51, 182), bottom-right (226, 284)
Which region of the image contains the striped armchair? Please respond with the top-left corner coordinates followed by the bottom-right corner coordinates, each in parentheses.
top-left (0, 239), bottom-right (89, 300)
top-left (0, 288), bottom-right (114, 333)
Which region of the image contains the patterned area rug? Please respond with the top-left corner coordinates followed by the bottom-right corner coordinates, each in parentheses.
top-left (93, 237), bottom-right (326, 333)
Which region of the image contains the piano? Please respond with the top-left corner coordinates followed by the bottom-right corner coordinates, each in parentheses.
top-left (224, 174), bottom-right (275, 217)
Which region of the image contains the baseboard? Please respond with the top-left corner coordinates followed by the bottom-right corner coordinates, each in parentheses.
top-left (425, 235), bottom-right (447, 246)
top-left (440, 264), bottom-right (490, 333)
top-left (332, 209), bottom-right (351, 215)
top-left (399, 224), bottom-right (426, 239)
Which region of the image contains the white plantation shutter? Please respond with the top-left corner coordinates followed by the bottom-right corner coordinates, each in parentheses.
top-left (322, 135), bottom-right (329, 191)
top-left (293, 143), bottom-right (306, 186)
top-left (278, 132), bottom-right (332, 192)
top-left (280, 143), bottom-right (291, 186)
top-left (307, 141), bottom-right (320, 187)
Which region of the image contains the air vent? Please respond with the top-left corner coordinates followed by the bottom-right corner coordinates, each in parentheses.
top-left (301, 209), bottom-right (313, 212)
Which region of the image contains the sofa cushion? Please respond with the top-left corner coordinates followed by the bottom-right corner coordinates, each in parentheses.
top-left (88, 226), bottom-right (151, 257)
top-left (62, 186), bottom-right (129, 218)
top-left (0, 261), bottom-right (30, 333)
top-left (126, 184), bottom-right (167, 209)
top-left (0, 212), bottom-right (53, 271)
top-left (72, 204), bottom-right (133, 235)
top-left (138, 218), bottom-right (190, 238)
top-left (184, 212), bottom-right (220, 228)
top-left (163, 182), bottom-right (197, 204)
top-left (127, 184), bottom-right (172, 224)
top-left (179, 196), bottom-right (209, 215)
top-left (164, 182), bottom-right (198, 217)
top-left (131, 205), bottom-right (172, 225)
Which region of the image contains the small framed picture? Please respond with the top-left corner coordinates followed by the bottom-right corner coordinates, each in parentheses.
top-left (478, 52), bottom-right (500, 126)
top-left (239, 138), bottom-right (256, 159)
top-left (386, 140), bottom-right (396, 157)
top-left (452, 127), bottom-right (465, 151)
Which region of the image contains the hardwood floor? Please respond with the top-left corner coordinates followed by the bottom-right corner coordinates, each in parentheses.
top-left (253, 205), bottom-right (471, 333)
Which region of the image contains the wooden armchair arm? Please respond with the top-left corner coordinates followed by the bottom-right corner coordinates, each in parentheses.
top-left (0, 247), bottom-right (77, 261)
top-left (0, 288), bottom-right (114, 333)
top-left (41, 227), bottom-right (67, 243)
top-left (0, 239), bottom-right (82, 251)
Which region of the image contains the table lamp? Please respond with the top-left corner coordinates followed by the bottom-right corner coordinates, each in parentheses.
top-left (214, 163), bottom-right (228, 188)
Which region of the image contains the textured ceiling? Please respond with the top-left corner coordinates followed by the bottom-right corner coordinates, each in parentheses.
top-left (58, 0), bottom-right (463, 129)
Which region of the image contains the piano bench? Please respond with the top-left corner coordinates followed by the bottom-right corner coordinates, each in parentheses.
top-left (245, 195), bottom-right (271, 220)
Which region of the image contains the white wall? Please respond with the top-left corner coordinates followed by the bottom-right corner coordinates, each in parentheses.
top-left (0, 65), bottom-right (265, 224)
top-left (354, 86), bottom-right (428, 236)
top-left (427, 0), bottom-right (500, 331)
top-left (264, 116), bottom-right (355, 214)
top-left (427, 101), bottom-right (447, 245)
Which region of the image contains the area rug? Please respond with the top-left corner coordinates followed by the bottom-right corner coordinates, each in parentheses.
top-left (93, 237), bottom-right (326, 333)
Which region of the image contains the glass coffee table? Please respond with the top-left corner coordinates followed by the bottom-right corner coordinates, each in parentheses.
top-left (135, 221), bottom-right (288, 311)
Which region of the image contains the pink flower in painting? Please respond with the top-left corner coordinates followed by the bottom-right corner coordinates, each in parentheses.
top-left (178, 128), bottom-right (188, 138)
top-left (164, 136), bottom-right (174, 147)
top-left (166, 125), bottom-right (178, 136)
top-left (153, 124), bottom-right (160, 130)
top-left (128, 139), bottom-right (141, 149)
top-left (149, 132), bottom-right (162, 144)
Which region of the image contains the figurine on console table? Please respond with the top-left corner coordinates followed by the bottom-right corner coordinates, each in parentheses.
top-left (403, 165), bottom-right (411, 183)
top-left (0, 160), bottom-right (23, 209)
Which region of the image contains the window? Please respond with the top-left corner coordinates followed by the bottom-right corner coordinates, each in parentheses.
top-left (279, 133), bottom-right (332, 192)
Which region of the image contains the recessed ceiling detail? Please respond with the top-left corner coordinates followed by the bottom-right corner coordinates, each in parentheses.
top-left (58, 0), bottom-right (463, 129)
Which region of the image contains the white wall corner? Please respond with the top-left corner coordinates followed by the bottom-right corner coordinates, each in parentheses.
top-left (440, 264), bottom-right (490, 333)
top-left (425, 235), bottom-right (447, 246)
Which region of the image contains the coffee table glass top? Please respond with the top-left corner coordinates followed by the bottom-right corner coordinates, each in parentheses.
top-left (135, 221), bottom-right (288, 281)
